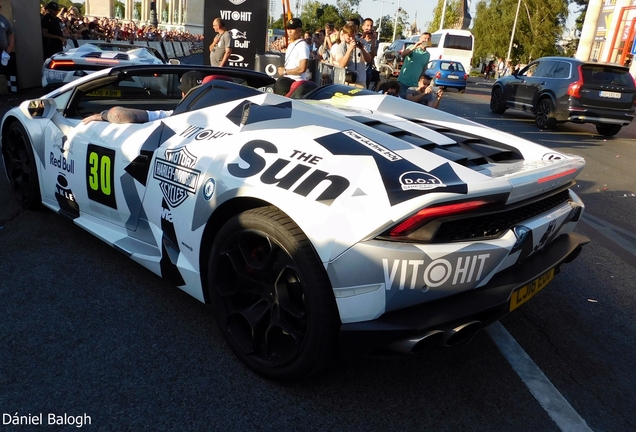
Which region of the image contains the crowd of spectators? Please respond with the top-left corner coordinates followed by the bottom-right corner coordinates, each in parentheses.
top-left (41, 4), bottom-right (203, 50)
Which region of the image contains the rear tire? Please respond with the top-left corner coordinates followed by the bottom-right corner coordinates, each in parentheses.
top-left (490, 86), bottom-right (507, 114)
top-left (595, 124), bottom-right (622, 136)
top-left (535, 98), bottom-right (557, 130)
top-left (1, 121), bottom-right (41, 209)
top-left (207, 206), bottom-right (340, 381)
top-left (459, 87), bottom-right (466, 94)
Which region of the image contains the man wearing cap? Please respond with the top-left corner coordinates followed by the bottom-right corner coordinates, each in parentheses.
top-left (41, 2), bottom-right (66, 61)
top-left (82, 71), bottom-right (205, 124)
top-left (277, 18), bottom-right (309, 81)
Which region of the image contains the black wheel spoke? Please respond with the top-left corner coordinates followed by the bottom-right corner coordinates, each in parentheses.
top-left (227, 299), bottom-right (270, 354)
top-left (274, 266), bottom-right (307, 320)
top-left (266, 305), bottom-right (306, 365)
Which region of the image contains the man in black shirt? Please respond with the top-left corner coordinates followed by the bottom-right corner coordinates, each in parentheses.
top-left (41, 2), bottom-right (65, 60)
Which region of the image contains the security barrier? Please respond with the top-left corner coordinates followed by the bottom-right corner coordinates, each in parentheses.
top-left (173, 42), bottom-right (184, 58)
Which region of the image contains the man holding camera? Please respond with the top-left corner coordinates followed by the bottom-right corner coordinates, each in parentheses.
top-left (331, 22), bottom-right (372, 88)
top-left (397, 32), bottom-right (432, 98)
top-left (360, 18), bottom-right (379, 89)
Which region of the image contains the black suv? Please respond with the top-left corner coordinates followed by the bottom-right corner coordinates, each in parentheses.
top-left (490, 57), bottom-right (636, 136)
top-left (378, 40), bottom-right (414, 79)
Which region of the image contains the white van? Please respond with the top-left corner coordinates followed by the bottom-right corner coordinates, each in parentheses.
top-left (426, 29), bottom-right (475, 74)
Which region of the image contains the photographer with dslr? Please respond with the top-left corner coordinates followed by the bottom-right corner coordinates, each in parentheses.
top-left (361, 18), bottom-right (379, 89)
top-left (330, 22), bottom-right (371, 88)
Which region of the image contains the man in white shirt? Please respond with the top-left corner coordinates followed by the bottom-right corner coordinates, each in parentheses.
top-left (277, 18), bottom-right (310, 81)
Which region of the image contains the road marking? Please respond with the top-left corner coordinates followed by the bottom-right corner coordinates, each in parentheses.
top-left (486, 322), bottom-right (593, 432)
top-left (581, 213), bottom-right (636, 258)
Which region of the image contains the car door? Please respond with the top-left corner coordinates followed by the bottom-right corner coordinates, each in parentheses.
top-left (42, 71), bottom-right (182, 230)
top-left (522, 60), bottom-right (557, 110)
top-left (515, 59), bottom-right (556, 111)
top-left (504, 62), bottom-right (538, 109)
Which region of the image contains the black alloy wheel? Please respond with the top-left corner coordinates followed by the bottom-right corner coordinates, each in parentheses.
top-left (490, 87), bottom-right (507, 114)
top-left (208, 206), bottom-right (340, 381)
top-left (535, 98), bottom-right (557, 130)
top-left (1, 122), bottom-right (41, 209)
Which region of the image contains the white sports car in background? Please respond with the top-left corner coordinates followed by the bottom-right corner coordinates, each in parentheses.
top-left (2, 65), bottom-right (589, 380)
top-left (42, 42), bottom-right (173, 88)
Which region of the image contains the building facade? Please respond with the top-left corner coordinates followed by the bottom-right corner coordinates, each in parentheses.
top-left (576, 0), bottom-right (636, 76)
top-left (85, 0), bottom-right (204, 34)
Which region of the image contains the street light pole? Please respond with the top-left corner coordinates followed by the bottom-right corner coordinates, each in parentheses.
top-left (506, 0), bottom-right (522, 62)
top-left (440, 0), bottom-right (447, 30)
top-left (391, 0), bottom-right (402, 42)
top-left (373, 0), bottom-right (394, 38)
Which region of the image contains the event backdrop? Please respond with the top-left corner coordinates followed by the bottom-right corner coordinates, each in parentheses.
top-left (203, 0), bottom-right (269, 70)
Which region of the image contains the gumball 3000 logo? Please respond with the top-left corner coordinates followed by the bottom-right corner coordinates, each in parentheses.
top-left (399, 171), bottom-right (445, 191)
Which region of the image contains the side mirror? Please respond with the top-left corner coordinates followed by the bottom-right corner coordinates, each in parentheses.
top-left (168, 59), bottom-right (181, 65)
top-left (22, 99), bottom-right (57, 119)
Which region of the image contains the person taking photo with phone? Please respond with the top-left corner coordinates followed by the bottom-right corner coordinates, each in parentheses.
top-left (397, 32), bottom-right (431, 98)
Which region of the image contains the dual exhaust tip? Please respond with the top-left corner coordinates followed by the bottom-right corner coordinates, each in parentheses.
top-left (388, 321), bottom-right (482, 354)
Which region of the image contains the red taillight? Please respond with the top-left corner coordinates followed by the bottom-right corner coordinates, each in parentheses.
top-left (390, 200), bottom-right (491, 237)
top-left (49, 60), bottom-right (75, 69)
top-left (435, 71), bottom-right (441, 79)
top-left (567, 65), bottom-right (584, 98)
top-left (537, 168), bottom-right (577, 184)
top-left (464, 74), bottom-right (468, 80)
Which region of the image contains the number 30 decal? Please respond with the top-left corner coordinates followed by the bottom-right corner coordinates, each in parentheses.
top-left (86, 144), bottom-right (117, 209)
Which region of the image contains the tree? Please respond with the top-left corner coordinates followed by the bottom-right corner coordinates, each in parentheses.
top-left (300, 1), bottom-right (346, 32)
top-left (385, 7), bottom-right (410, 40)
top-left (471, 0), bottom-right (568, 64)
top-left (377, 14), bottom-right (393, 42)
top-left (428, 0), bottom-right (461, 31)
top-left (336, 0), bottom-right (361, 21)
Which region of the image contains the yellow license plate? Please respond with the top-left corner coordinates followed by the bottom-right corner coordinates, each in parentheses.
top-left (86, 89), bottom-right (122, 97)
top-left (509, 268), bottom-right (555, 312)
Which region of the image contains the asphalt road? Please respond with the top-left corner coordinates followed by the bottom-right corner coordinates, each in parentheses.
top-left (1, 76), bottom-right (635, 431)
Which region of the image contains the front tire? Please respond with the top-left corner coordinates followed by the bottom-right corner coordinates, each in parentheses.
top-left (490, 87), bottom-right (507, 114)
top-left (1, 121), bottom-right (41, 209)
top-left (535, 98), bottom-right (557, 130)
top-left (595, 124), bottom-right (622, 136)
top-left (207, 206), bottom-right (340, 381)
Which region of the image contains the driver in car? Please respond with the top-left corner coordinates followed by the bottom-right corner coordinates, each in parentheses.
top-left (81, 71), bottom-right (205, 124)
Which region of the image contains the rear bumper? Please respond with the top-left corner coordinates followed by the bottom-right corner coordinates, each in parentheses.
top-left (565, 100), bottom-right (635, 125)
top-left (339, 231), bottom-right (589, 357)
top-left (434, 78), bottom-right (467, 89)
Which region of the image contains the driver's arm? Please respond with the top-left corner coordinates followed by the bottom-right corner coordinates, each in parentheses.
top-left (82, 107), bottom-right (150, 124)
